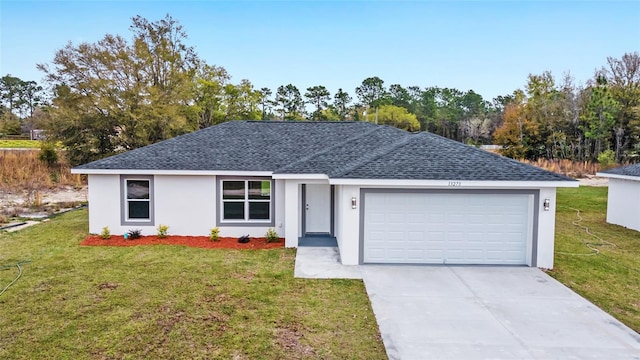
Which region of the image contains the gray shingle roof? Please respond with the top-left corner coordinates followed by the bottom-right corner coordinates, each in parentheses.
top-left (75, 121), bottom-right (380, 171)
top-left (74, 120), bottom-right (574, 182)
top-left (336, 132), bottom-right (572, 181)
top-left (599, 163), bottom-right (640, 178)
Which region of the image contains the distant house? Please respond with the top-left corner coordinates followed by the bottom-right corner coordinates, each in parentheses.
top-left (72, 121), bottom-right (577, 268)
top-left (597, 164), bottom-right (640, 232)
top-left (30, 129), bottom-right (46, 140)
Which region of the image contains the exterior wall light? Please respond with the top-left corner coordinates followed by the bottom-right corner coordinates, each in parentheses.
top-left (351, 197), bottom-right (357, 209)
top-left (543, 199), bottom-right (550, 211)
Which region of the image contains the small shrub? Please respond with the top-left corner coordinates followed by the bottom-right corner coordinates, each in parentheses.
top-left (157, 224), bottom-right (169, 238)
top-left (100, 226), bottom-right (111, 239)
top-left (238, 234), bottom-right (250, 244)
top-left (126, 229), bottom-right (142, 240)
top-left (209, 227), bottom-right (220, 242)
top-left (38, 142), bottom-right (58, 166)
top-left (265, 228), bottom-right (280, 243)
top-left (597, 149), bottom-right (616, 169)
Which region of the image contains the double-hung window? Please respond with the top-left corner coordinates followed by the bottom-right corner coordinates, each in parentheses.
top-left (121, 175), bottom-right (154, 225)
top-left (221, 179), bottom-right (272, 223)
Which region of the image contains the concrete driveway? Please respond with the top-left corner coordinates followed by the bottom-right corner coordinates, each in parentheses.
top-left (361, 266), bottom-right (640, 360)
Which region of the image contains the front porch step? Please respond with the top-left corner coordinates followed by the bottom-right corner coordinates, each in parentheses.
top-left (298, 235), bottom-right (337, 247)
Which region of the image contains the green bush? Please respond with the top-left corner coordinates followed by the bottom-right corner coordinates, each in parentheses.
top-left (597, 149), bottom-right (616, 169)
top-left (209, 227), bottom-right (220, 242)
top-left (100, 226), bottom-right (111, 240)
top-left (265, 228), bottom-right (280, 243)
top-left (38, 142), bottom-right (58, 166)
top-left (157, 224), bottom-right (169, 238)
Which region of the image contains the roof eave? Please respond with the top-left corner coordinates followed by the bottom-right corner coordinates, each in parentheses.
top-left (271, 173), bottom-right (329, 180)
top-left (328, 178), bottom-right (579, 188)
top-left (72, 168), bottom-right (274, 176)
top-left (595, 172), bottom-right (640, 182)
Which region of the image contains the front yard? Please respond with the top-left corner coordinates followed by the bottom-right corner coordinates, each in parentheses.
top-left (0, 209), bottom-right (386, 359)
top-left (1, 186), bottom-right (638, 359)
top-left (549, 186), bottom-right (640, 333)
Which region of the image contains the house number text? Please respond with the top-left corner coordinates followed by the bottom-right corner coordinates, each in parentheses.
top-left (448, 181), bottom-right (461, 187)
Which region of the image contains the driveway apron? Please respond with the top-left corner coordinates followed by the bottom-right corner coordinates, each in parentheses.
top-left (361, 266), bottom-right (640, 360)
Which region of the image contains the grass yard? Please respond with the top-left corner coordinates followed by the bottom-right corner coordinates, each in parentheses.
top-left (0, 139), bottom-right (40, 148)
top-left (549, 186), bottom-right (640, 333)
top-left (0, 210), bottom-right (386, 359)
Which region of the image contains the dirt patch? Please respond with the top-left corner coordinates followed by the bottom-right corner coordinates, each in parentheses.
top-left (578, 176), bottom-right (609, 187)
top-left (97, 282), bottom-right (119, 290)
top-left (275, 327), bottom-right (315, 358)
top-left (0, 185), bottom-right (87, 224)
top-left (80, 235), bottom-right (284, 249)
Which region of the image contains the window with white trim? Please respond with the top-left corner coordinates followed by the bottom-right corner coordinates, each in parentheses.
top-left (121, 175), bottom-right (154, 225)
top-left (221, 179), bottom-right (272, 222)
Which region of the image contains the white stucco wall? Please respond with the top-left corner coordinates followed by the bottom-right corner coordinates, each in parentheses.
top-left (335, 185), bottom-right (361, 265)
top-left (536, 187), bottom-right (557, 269)
top-left (87, 174), bottom-right (285, 238)
top-left (154, 175), bottom-right (215, 236)
top-left (334, 186), bottom-right (343, 251)
top-left (607, 178), bottom-right (640, 232)
top-left (88, 174), bottom-right (121, 234)
top-left (283, 180), bottom-right (300, 247)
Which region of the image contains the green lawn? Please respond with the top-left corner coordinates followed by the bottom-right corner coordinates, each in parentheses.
top-left (549, 186), bottom-right (640, 333)
top-left (3, 187), bottom-right (637, 358)
top-left (0, 139), bottom-right (40, 148)
top-left (0, 210), bottom-right (386, 359)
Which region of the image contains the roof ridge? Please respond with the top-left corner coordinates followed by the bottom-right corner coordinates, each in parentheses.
top-left (275, 126), bottom-right (384, 173)
top-left (246, 120), bottom-right (367, 124)
top-left (329, 132), bottom-right (415, 178)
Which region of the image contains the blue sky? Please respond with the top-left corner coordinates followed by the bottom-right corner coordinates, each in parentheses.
top-left (1, 1), bottom-right (639, 101)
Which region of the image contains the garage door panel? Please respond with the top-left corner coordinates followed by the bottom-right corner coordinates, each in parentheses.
top-left (427, 231), bottom-right (446, 241)
top-left (363, 192), bottom-right (532, 265)
top-left (448, 231), bottom-right (465, 241)
top-left (407, 249), bottom-right (426, 259)
top-left (368, 213), bottom-right (385, 224)
top-left (387, 213), bottom-right (405, 224)
top-left (367, 248), bottom-right (385, 260)
top-left (406, 213), bottom-right (424, 223)
top-left (387, 232), bottom-right (405, 242)
top-left (387, 249), bottom-right (406, 261)
top-left (368, 230), bottom-right (386, 241)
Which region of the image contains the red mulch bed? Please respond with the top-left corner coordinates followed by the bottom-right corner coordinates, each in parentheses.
top-left (80, 235), bottom-right (284, 249)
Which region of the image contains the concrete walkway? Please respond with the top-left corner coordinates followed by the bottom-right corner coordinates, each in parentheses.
top-left (361, 265), bottom-right (640, 360)
top-left (294, 249), bottom-right (640, 359)
top-left (294, 247), bottom-right (361, 279)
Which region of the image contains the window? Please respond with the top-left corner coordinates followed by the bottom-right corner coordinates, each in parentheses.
top-left (121, 175), bottom-right (154, 225)
top-left (221, 179), bottom-right (272, 223)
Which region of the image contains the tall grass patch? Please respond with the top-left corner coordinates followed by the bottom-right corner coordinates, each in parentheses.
top-left (520, 159), bottom-right (601, 178)
top-left (0, 150), bottom-right (82, 192)
top-left (0, 150), bottom-right (84, 211)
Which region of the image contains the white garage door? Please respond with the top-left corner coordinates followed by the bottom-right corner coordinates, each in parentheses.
top-left (363, 192), bottom-right (533, 265)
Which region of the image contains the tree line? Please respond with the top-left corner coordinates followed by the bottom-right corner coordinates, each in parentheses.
top-left (1, 15), bottom-right (638, 166)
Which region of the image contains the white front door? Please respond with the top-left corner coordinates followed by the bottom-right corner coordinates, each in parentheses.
top-left (305, 184), bottom-right (331, 233)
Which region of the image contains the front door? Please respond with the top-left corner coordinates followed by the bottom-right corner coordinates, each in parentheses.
top-left (305, 184), bottom-right (331, 234)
